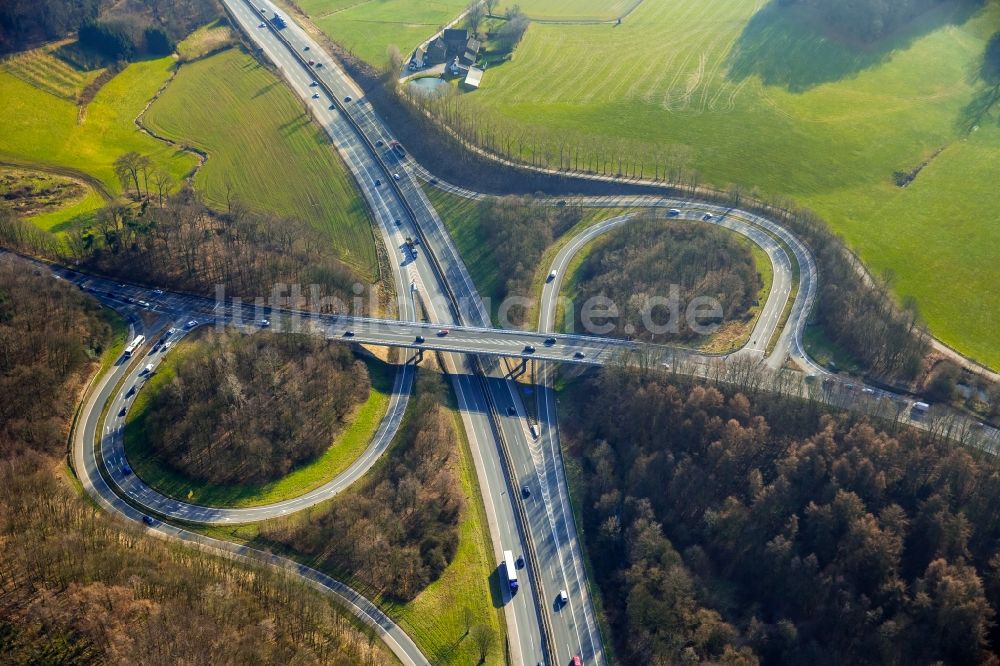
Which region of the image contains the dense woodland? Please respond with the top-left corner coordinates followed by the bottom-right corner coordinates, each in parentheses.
top-left (0, 192), bottom-right (364, 310)
top-left (0, 263), bottom-right (386, 664)
top-left (259, 370), bottom-right (464, 602)
top-left (565, 366), bottom-right (1000, 665)
top-left (141, 330), bottom-right (370, 485)
top-left (776, 0), bottom-right (985, 42)
top-left (569, 221), bottom-right (761, 343)
top-left (0, 0), bottom-right (219, 55)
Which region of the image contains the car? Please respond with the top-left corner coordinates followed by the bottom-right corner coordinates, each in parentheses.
top-left (393, 173), bottom-right (401, 181)
top-left (311, 92), bottom-right (320, 99)
top-left (521, 485), bottom-right (530, 498)
top-left (395, 219), bottom-right (402, 226)
top-left (805, 374), bottom-right (817, 382)
top-left (123, 465), bottom-right (132, 476)
top-left (524, 345), bottom-right (536, 354)
top-left (430, 178), bottom-right (438, 185)
top-left (142, 364), bottom-right (154, 375)
top-left (344, 95), bottom-right (352, 102)
top-left (558, 590), bottom-right (569, 606)
top-left (126, 385), bottom-right (137, 397)
top-left (516, 554), bottom-right (525, 569)
top-left (573, 351), bottom-right (585, 359)
top-left (702, 213), bottom-right (714, 221)
top-left (437, 329), bottom-right (449, 337)
top-left (308, 59), bottom-right (315, 66)
top-left (415, 335), bottom-right (425, 343)
top-left (544, 337), bottom-right (556, 346)
top-left (572, 657), bottom-right (582, 666)
top-left (375, 139), bottom-right (384, 147)
top-left (668, 208), bottom-right (681, 216)
top-left (309, 80), bottom-right (318, 86)
top-left (547, 270), bottom-right (557, 282)
top-left (138, 300), bottom-right (150, 308)
top-left (167, 327), bottom-right (176, 335)
top-left (328, 102), bottom-right (336, 110)
top-left (185, 319), bottom-right (198, 329)
top-left (315, 62), bottom-right (323, 68)
top-left (374, 179), bottom-right (381, 186)
top-left (152, 289), bottom-right (164, 296)
top-left (258, 22), bottom-right (266, 28)
top-left (507, 406), bottom-right (517, 416)
top-left (161, 342), bottom-right (170, 353)
top-left (344, 330), bottom-right (355, 337)
top-left (118, 407), bottom-right (127, 417)
top-left (260, 319), bottom-right (270, 328)
top-left (303, 45), bottom-right (310, 51)
top-left (260, 6), bottom-right (266, 12)
top-left (142, 515), bottom-right (155, 526)
top-left (862, 387), bottom-right (875, 395)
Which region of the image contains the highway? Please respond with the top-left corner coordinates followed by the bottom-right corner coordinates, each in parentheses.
top-left (224, 1), bottom-right (549, 663)
top-left (41, 0), bottom-right (999, 663)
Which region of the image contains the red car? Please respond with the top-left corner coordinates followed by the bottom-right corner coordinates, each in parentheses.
top-left (437, 329), bottom-right (449, 337)
top-left (572, 657), bottom-right (582, 666)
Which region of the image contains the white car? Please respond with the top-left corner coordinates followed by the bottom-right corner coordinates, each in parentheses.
top-left (260, 319), bottom-right (270, 328)
top-left (393, 173), bottom-right (401, 181)
top-left (185, 320), bottom-right (198, 329)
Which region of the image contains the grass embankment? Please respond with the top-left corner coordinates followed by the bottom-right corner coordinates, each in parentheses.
top-left (124, 333), bottom-right (395, 508)
top-left (295, 0), bottom-right (469, 66)
top-left (198, 369), bottom-right (505, 665)
top-left (438, 0), bottom-right (1000, 369)
top-left (176, 20), bottom-right (237, 61)
top-left (0, 53), bottom-right (196, 229)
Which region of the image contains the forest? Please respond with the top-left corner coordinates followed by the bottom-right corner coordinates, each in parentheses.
top-left (258, 370), bottom-right (464, 602)
top-left (775, 0), bottom-right (985, 42)
top-left (0, 192), bottom-right (364, 311)
top-left (140, 330), bottom-right (371, 485)
top-left (0, 263), bottom-right (386, 664)
top-left (569, 220), bottom-right (761, 343)
top-left (0, 0), bottom-right (219, 54)
top-left (564, 366), bottom-right (1000, 665)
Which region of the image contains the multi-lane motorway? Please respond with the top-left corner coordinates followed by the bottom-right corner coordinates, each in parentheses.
top-left (47, 1), bottom-right (1000, 665)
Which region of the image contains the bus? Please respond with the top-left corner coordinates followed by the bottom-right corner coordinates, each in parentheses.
top-left (503, 549), bottom-right (519, 592)
top-left (123, 335), bottom-right (145, 358)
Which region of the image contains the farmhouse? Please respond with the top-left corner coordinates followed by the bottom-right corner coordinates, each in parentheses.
top-left (425, 38), bottom-right (447, 65)
top-left (462, 37), bottom-right (481, 66)
top-left (409, 46), bottom-right (425, 70)
top-left (464, 66), bottom-right (484, 89)
top-left (442, 28), bottom-right (469, 55)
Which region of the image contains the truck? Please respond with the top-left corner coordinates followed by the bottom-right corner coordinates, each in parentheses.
top-left (123, 335), bottom-right (145, 358)
top-left (912, 401), bottom-right (930, 416)
top-left (389, 140), bottom-right (406, 157)
top-left (271, 12), bottom-right (286, 28)
top-left (503, 549), bottom-right (519, 592)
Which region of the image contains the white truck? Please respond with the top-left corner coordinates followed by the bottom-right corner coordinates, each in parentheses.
top-left (503, 549), bottom-right (519, 592)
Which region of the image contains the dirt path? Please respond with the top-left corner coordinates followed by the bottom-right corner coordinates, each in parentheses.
top-left (0, 158), bottom-right (114, 202)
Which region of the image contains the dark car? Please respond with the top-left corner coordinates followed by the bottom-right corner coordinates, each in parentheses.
top-left (415, 335), bottom-right (425, 343)
top-left (375, 139), bottom-right (384, 147)
top-left (430, 178), bottom-right (438, 185)
top-left (516, 554), bottom-right (525, 569)
top-left (573, 351), bottom-right (585, 359)
top-left (524, 345), bottom-right (536, 353)
top-left (344, 330), bottom-right (355, 337)
top-left (437, 329), bottom-right (449, 337)
top-left (142, 515), bottom-right (155, 526)
top-left (544, 337), bottom-right (556, 346)
top-left (344, 95), bottom-right (352, 102)
top-left (506, 406), bottom-right (516, 416)
top-left (123, 465), bottom-right (132, 476)
top-left (375, 179), bottom-right (381, 186)
top-left (521, 485), bottom-right (530, 498)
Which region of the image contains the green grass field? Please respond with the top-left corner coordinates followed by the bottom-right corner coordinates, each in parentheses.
top-left (513, 0), bottom-right (638, 21)
top-left (0, 54), bottom-right (196, 228)
top-left (296, 0), bottom-right (469, 65)
top-left (0, 39), bottom-right (105, 101)
top-left (124, 335), bottom-right (396, 508)
top-left (144, 47), bottom-right (376, 275)
top-left (437, 0), bottom-right (1000, 369)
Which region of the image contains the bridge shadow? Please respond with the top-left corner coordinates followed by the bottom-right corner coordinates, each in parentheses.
top-left (726, 0), bottom-right (985, 92)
